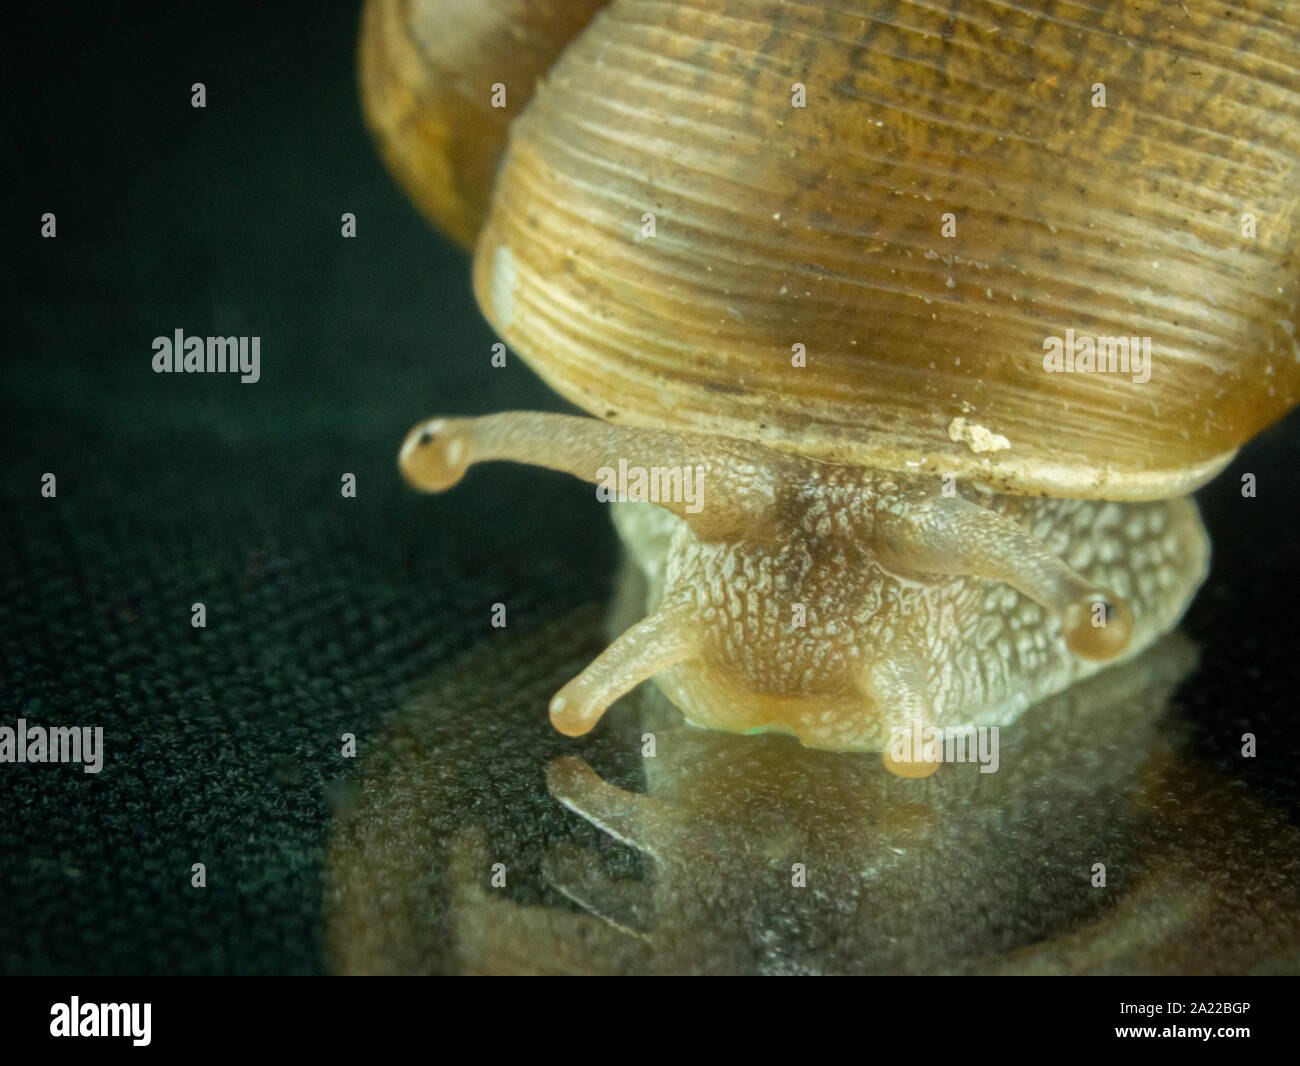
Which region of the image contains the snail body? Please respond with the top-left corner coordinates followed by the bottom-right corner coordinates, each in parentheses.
top-left (612, 489), bottom-right (1205, 755)
top-left (401, 414), bottom-right (1203, 764)
top-left (366, 0), bottom-right (1299, 763)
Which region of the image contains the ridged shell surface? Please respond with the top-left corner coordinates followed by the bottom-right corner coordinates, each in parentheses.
top-left (360, 0), bottom-right (611, 249)
top-left (473, 0), bottom-right (1300, 498)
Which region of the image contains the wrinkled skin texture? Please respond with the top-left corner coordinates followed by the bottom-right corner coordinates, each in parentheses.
top-left (615, 482), bottom-right (1207, 751)
top-left (399, 412), bottom-right (1208, 757)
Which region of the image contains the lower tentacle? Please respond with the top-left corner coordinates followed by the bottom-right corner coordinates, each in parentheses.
top-left (548, 597), bottom-right (699, 737)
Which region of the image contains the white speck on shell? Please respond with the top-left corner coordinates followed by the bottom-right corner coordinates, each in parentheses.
top-left (947, 416), bottom-right (1011, 454)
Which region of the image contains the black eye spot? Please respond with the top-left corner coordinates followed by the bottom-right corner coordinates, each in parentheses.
top-left (418, 429), bottom-right (434, 446)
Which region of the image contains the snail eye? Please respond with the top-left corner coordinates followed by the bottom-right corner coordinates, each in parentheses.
top-left (1063, 593), bottom-right (1134, 662)
top-left (418, 428), bottom-right (435, 446)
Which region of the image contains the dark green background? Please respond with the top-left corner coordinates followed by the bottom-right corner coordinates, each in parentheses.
top-left (3, 0), bottom-right (612, 975)
top-left (3, 1), bottom-right (1297, 974)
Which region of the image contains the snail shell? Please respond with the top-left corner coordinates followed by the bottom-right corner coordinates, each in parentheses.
top-left (368, 0), bottom-right (1299, 765)
top-left (470, 0), bottom-right (1300, 498)
top-left (359, 0), bottom-right (612, 250)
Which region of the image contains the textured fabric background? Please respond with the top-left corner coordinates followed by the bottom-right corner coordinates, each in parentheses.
top-left (3, 1), bottom-right (1298, 974)
top-left (3, 0), bottom-right (613, 975)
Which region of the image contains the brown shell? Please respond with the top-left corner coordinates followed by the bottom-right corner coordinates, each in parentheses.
top-left (470, 0), bottom-right (1300, 498)
top-left (359, 0), bottom-right (611, 250)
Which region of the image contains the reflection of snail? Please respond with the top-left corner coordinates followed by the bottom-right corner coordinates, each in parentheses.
top-left (324, 605), bottom-right (1300, 974)
top-left (543, 631), bottom-right (1200, 973)
top-left (364, 1), bottom-right (1300, 757)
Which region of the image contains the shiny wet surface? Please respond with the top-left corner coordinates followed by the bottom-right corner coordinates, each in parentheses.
top-left (324, 595), bottom-right (1300, 974)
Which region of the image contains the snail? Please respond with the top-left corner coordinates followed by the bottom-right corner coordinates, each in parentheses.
top-left (362, 0), bottom-right (1300, 766)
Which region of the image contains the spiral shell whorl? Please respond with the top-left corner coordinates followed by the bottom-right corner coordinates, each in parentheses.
top-left (473, 0), bottom-right (1300, 498)
top-left (360, 0), bottom-right (612, 249)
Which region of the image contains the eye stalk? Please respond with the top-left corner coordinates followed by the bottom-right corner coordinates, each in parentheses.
top-left (398, 411), bottom-right (788, 539)
top-left (874, 495), bottom-right (1134, 663)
